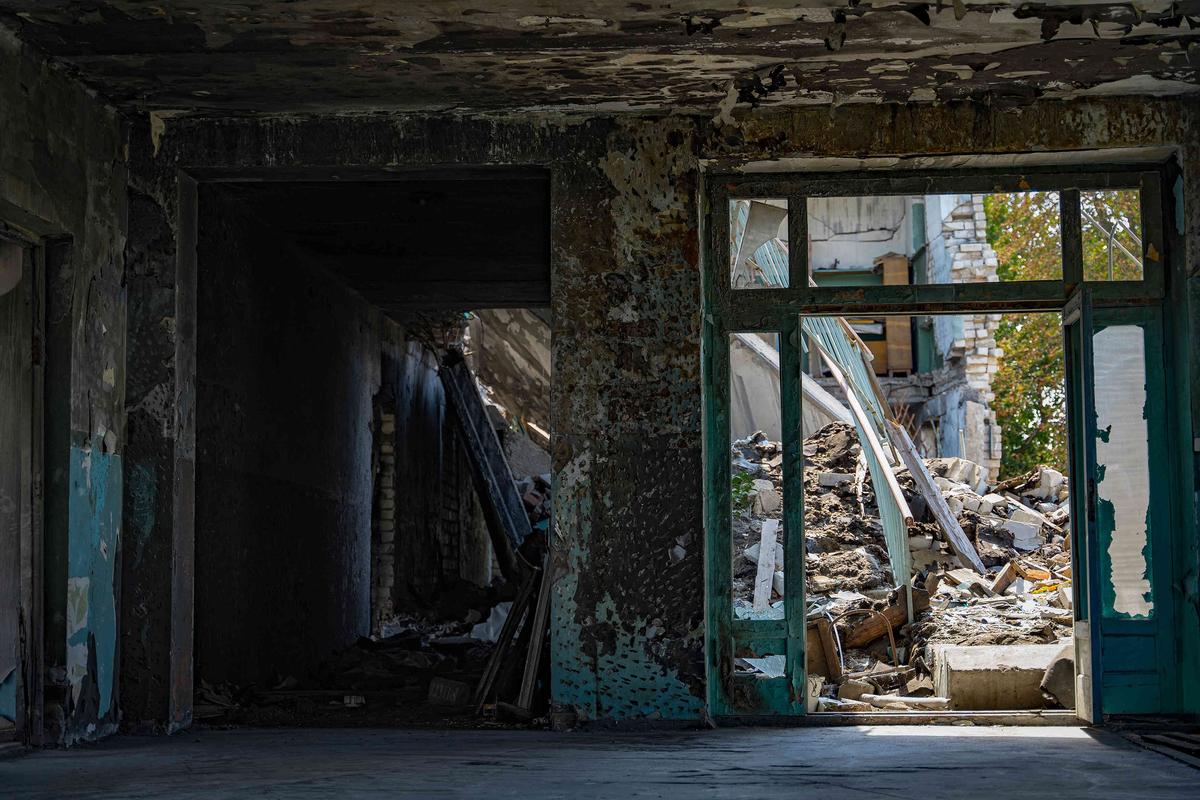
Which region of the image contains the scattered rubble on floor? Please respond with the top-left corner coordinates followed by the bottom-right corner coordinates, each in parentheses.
top-left (732, 422), bottom-right (1075, 712)
top-left (193, 462), bottom-right (555, 728)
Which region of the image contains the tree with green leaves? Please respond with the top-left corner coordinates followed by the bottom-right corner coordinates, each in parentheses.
top-left (983, 189), bottom-right (1141, 478)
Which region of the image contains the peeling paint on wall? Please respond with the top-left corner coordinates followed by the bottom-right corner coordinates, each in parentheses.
top-left (1094, 325), bottom-right (1155, 618)
top-left (593, 593), bottom-right (704, 719)
top-left (65, 434), bottom-right (122, 740)
top-left (550, 449), bottom-right (598, 719)
top-left (0, 666), bottom-right (15, 723)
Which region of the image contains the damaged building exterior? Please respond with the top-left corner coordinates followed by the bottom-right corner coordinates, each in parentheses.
top-left (0, 1), bottom-right (1199, 795)
top-left (733, 193), bottom-right (1009, 477)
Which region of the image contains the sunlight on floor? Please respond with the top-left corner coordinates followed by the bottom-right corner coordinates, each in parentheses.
top-left (862, 725), bottom-right (1092, 739)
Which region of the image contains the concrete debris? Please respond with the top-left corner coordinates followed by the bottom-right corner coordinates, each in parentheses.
top-left (428, 677), bottom-right (474, 708)
top-left (929, 642), bottom-right (1066, 711)
top-left (191, 612), bottom-right (498, 724)
top-left (732, 423), bottom-right (1075, 710)
top-left (471, 603), bottom-right (512, 642)
top-left (1040, 642), bottom-right (1077, 709)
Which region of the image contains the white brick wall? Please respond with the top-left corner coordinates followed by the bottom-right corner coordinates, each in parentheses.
top-left (940, 195), bottom-right (1003, 480)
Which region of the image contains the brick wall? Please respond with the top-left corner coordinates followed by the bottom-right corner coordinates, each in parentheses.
top-left (372, 409), bottom-right (397, 632)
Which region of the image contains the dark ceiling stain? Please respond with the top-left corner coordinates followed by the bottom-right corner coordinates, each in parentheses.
top-left (0, 1), bottom-right (1194, 113)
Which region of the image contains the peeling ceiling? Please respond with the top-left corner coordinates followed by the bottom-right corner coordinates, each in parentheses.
top-left (1, 1), bottom-right (1197, 113)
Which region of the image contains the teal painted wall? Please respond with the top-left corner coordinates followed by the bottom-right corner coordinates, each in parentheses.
top-left (64, 435), bottom-right (122, 736)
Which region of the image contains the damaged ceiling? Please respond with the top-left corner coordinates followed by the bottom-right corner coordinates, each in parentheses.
top-left (0, 1), bottom-right (1196, 113)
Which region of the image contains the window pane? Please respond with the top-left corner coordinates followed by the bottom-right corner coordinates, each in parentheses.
top-left (1082, 189), bottom-right (1143, 281)
top-left (730, 199), bottom-right (788, 289)
top-left (730, 334), bottom-right (786, 620)
top-left (805, 192), bottom-right (1061, 288)
top-left (1093, 324), bottom-right (1154, 618)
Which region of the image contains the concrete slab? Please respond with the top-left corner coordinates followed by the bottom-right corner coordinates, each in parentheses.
top-left (930, 642), bottom-right (1067, 710)
top-left (2, 726), bottom-right (1195, 799)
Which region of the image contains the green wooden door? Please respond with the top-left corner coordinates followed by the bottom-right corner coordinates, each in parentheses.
top-left (1063, 289), bottom-right (1178, 720)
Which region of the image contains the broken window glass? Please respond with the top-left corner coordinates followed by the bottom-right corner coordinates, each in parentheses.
top-left (729, 199), bottom-right (788, 289)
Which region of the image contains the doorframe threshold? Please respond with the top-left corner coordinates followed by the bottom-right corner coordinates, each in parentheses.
top-left (718, 710), bottom-right (1083, 727)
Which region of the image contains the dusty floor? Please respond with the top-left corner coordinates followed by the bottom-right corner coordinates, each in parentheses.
top-left (2, 725), bottom-right (1196, 798)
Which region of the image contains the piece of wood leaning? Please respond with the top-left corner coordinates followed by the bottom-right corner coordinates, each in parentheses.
top-left (888, 419), bottom-right (988, 575)
top-left (515, 557), bottom-right (553, 713)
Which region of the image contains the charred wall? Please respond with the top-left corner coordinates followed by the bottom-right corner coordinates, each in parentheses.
top-left (194, 186), bottom-right (391, 688)
top-left (124, 97), bottom-right (1198, 726)
top-left (0, 27), bottom-right (127, 744)
top-left (190, 186), bottom-right (491, 689)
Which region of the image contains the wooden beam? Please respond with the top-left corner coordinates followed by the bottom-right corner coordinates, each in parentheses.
top-left (838, 589), bottom-right (931, 649)
top-left (814, 339), bottom-right (913, 528)
top-left (515, 557), bottom-right (553, 713)
top-left (752, 519), bottom-right (779, 611)
top-left (878, 253), bottom-right (913, 373)
top-left (888, 419), bottom-right (988, 575)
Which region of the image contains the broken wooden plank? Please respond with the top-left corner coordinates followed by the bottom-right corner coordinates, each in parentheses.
top-left (1015, 561), bottom-right (1052, 582)
top-left (888, 419), bottom-right (988, 575)
top-left (515, 556), bottom-right (553, 713)
top-left (990, 561), bottom-right (1020, 595)
top-left (861, 694), bottom-right (951, 710)
top-left (753, 519), bottom-right (780, 611)
top-left (814, 617), bottom-right (843, 681)
top-left (838, 589), bottom-right (931, 649)
top-left (473, 568), bottom-right (538, 714)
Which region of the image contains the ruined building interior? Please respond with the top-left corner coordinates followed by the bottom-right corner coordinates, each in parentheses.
top-left (1, 2), bottom-right (1199, 797)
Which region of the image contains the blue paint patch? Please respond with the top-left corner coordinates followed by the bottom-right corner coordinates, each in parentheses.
top-left (550, 480), bottom-right (599, 720)
top-left (593, 594), bottom-right (704, 720)
top-left (0, 667), bottom-right (15, 722)
top-left (67, 439), bottom-right (122, 720)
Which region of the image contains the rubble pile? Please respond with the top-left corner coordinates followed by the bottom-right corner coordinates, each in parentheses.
top-left (193, 608), bottom-right (505, 726)
top-left (193, 466), bottom-right (556, 727)
top-left (731, 422), bottom-right (1076, 712)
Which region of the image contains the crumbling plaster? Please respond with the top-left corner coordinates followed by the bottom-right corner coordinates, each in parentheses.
top-left (0, 2), bottom-right (1196, 114)
top-left (1, 25), bottom-right (128, 744)
top-left (121, 95), bottom-right (1196, 723)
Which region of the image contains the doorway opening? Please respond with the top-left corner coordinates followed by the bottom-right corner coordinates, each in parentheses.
top-left (732, 310), bottom-right (1076, 714)
top-left (190, 172), bottom-right (554, 727)
top-left (707, 165), bottom-right (1177, 721)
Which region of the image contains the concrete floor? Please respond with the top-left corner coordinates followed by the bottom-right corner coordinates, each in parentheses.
top-left (2, 726), bottom-right (1196, 799)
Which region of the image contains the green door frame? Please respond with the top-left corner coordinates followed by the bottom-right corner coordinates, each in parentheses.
top-left (702, 160), bottom-right (1185, 720)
